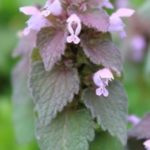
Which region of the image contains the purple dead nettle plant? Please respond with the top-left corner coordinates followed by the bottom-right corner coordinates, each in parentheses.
top-left (12, 0), bottom-right (135, 149)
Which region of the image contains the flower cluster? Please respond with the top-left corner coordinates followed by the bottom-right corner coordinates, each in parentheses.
top-left (18, 0), bottom-right (134, 97)
top-left (20, 0), bottom-right (134, 38)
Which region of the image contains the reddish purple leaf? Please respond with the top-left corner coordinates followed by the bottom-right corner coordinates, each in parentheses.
top-left (13, 30), bottom-right (36, 57)
top-left (79, 9), bottom-right (109, 32)
top-left (81, 29), bottom-right (122, 74)
top-left (37, 27), bottom-right (67, 71)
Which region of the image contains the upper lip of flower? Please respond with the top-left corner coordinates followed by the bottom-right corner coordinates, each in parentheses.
top-left (93, 68), bottom-right (114, 87)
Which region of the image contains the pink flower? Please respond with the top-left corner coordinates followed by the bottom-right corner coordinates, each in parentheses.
top-left (131, 35), bottom-right (146, 61)
top-left (109, 8), bottom-right (135, 38)
top-left (144, 139), bottom-right (150, 150)
top-left (20, 6), bottom-right (51, 35)
top-left (101, 0), bottom-right (114, 9)
top-left (93, 68), bottom-right (114, 97)
top-left (67, 14), bottom-right (82, 44)
top-left (128, 115), bottom-right (141, 126)
top-left (42, 0), bottom-right (62, 17)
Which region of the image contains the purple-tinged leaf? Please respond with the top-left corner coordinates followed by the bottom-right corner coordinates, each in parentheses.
top-left (79, 9), bottom-right (109, 32)
top-left (81, 29), bottom-right (122, 74)
top-left (128, 113), bottom-right (150, 140)
top-left (36, 109), bottom-right (95, 150)
top-left (13, 30), bottom-right (36, 57)
top-left (69, 0), bottom-right (101, 5)
top-left (37, 27), bottom-right (67, 71)
top-left (68, 5), bottom-right (109, 32)
top-left (82, 80), bottom-right (128, 145)
top-left (29, 61), bottom-right (80, 125)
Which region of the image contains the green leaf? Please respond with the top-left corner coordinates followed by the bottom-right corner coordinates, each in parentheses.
top-left (12, 58), bottom-right (35, 144)
top-left (29, 61), bottom-right (80, 125)
top-left (36, 109), bottom-right (95, 150)
top-left (82, 81), bottom-right (128, 145)
top-left (81, 29), bottom-right (122, 74)
top-left (90, 131), bottom-right (124, 150)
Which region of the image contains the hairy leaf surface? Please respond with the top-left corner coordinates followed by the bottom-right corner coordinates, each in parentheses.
top-left (12, 58), bottom-right (35, 144)
top-left (81, 30), bottom-right (122, 74)
top-left (37, 27), bottom-right (67, 71)
top-left (82, 81), bottom-right (128, 145)
top-left (79, 9), bottom-right (109, 32)
top-left (36, 109), bottom-right (95, 150)
top-left (29, 61), bottom-right (80, 125)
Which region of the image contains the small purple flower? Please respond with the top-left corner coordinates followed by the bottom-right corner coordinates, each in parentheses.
top-left (67, 14), bottom-right (82, 44)
top-left (20, 6), bottom-right (51, 35)
top-left (109, 8), bottom-right (135, 38)
top-left (128, 115), bottom-right (141, 126)
top-left (93, 68), bottom-right (114, 97)
top-left (144, 139), bottom-right (150, 150)
top-left (130, 35), bottom-right (146, 61)
top-left (101, 0), bottom-right (114, 9)
top-left (42, 0), bottom-right (62, 17)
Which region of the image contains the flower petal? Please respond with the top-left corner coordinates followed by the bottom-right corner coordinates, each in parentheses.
top-left (97, 68), bottom-right (114, 79)
top-left (115, 8), bottom-right (135, 18)
top-left (96, 87), bottom-right (103, 96)
top-left (144, 139), bottom-right (150, 150)
top-left (19, 6), bottom-right (40, 16)
top-left (103, 88), bottom-right (109, 97)
top-left (26, 14), bottom-right (51, 33)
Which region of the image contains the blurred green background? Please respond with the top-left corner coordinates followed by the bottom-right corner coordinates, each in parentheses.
top-left (0, 0), bottom-right (150, 150)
